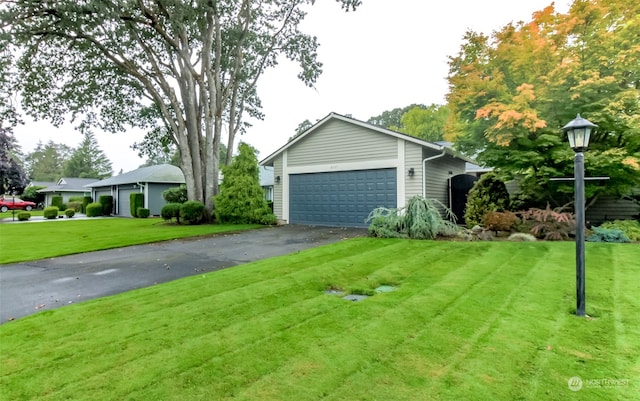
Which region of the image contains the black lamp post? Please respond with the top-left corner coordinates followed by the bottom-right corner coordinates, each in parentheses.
top-left (562, 114), bottom-right (597, 317)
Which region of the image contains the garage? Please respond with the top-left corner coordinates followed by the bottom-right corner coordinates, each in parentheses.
top-left (117, 187), bottom-right (138, 217)
top-left (289, 168), bottom-right (397, 227)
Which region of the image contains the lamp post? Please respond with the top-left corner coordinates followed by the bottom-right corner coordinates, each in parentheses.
top-left (562, 114), bottom-right (597, 317)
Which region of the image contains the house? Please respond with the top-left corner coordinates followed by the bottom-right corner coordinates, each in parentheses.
top-left (86, 164), bottom-right (185, 217)
top-left (259, 166), bottom-right (275, 202)
top-left (37, 178), bottom-right (97, 206)
top-left (260, 112), bottom-right (475, 227)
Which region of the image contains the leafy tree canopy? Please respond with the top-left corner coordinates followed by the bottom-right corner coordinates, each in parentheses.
top-left (446, 0), bottom-right (640, 208)
top-left (63, 132), bottom-right (112, 179)
top-left (367, 104), bottom-right (426, 129)
top-left (25, 140), bottom-right (72, 181)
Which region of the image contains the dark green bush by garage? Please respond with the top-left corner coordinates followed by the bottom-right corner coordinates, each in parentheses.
top-left (137, 208), bottom-right (150, 218)
top-left (161, 203), bottom-right (182, 222)
top-left (180, 201), bottom-right (205, 225)
top-left (17, 212), bottom-right (31, 221)
top-left (43, 206), bottom-right (59, 219)
top-left (51, 196), bottom-right (64, 210)
top-left (86, 202), bottom-right (103, 217)
top-left (82, 196), bottom-right (92, 213)
top-left (130, 193), bottom-right (144, 217)
top-left (99, 195), bottom-right (113, 216)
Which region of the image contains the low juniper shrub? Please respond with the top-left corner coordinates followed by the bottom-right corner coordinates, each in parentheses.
top-left (43, 206), bottom-right (59, 219)
top-left (137, 207), bottom-right (150, 218)
top-left (17, 212), bottom-right (31, 221)
top-left (64, 208), bottom-right (75, 218)
top-left (587, 226), bottom-right (631, 243)
top-left (180, 201), bottom-right (205, 225)
top-left (161, 203), bottom-right (182, 222)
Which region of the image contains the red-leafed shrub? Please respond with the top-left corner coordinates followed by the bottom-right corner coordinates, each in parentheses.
top-left (518, 205), bottom-right (575, 241)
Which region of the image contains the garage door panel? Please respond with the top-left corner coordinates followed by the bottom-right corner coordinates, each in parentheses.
top-left (289, 168), bottom-right (397, 228)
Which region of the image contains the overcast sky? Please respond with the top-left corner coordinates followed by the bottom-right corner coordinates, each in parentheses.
top-left (14, 0), bottom-right (569, 174)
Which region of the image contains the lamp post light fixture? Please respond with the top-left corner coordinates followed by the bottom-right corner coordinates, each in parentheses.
top-left (562, 113), bottom-right (597, 317)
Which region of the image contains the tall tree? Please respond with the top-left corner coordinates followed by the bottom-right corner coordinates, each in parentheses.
top-left (367, 104), bottom-right (426, 129)
top-left (446, 0), bottom-right (640, 208)
top-left (63, 132), bottom-right (112, 179)
top-left (397, 104), bottom-right (450, 142)
top-left (25, 140), bottom-right (72, 181)
top-left (3, 0), bottom-right (362, 215)
top-left (0, 128), bottom-right (27, 194)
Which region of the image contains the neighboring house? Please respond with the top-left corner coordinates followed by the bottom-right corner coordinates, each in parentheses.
top-left (86, 164), bottom-right (185, 217)
top-left (259, 166), bottom-right (274, 202)
top-left (586, 194), bottom-right (639, 225)
top-left (260, 112), bottom-right (475, 228)
top-left (37, 178), bottom-right (97, 206)
top-left (28, 181), bottom-right (56, 189)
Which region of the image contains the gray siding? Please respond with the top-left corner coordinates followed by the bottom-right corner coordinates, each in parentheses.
top-left (287, 120), bottom-right (397, 166)
top-left (586, 196), bottom-right (638, 225)
top-left (274, 158), bottom-right (284, 222)
top-left (423, 149), bottom-right (466, 211)
top-left (148, 184), bottom-right (177, 216)
top-left (404, 142), bottom-right (423, 203)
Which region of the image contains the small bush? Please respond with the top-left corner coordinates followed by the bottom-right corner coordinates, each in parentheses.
top-left (161, 203), bottom-right (182, 222)
top-left (137, 207), bottom-right (150, 218)
top-left (518, 204), bottom-right (575, 241)
top-left (483, 211), bottom-right (517, 233)
top-left (86, 202), bottom-right (103, 217)
top-left (65, 208), bottom-right (75, 218)
top-left (587, 226), bottom-right (631, 243)
top-left (67, 201), bottom-right (82, 212)
top-left (98, 195), bottom-right (113, 216)
top-left (162, 185), bottom-right (188, 204)
top-left (82, 196), bottom-right (92, 213)
top-left (43, 206), bottom-right (59, 219)
top-left (464, 173), bottom-right (511, 227)
top-left (17, 212), bottom-right (31, 221)
top-left (130, 193), bottom-right (144, 217)
top-left (51, 195), bottom-right (64, 210)
top-left (508, 233), bottom-right (537, 242)
top-left (180, 201), bottom-right (205, 225)
top-left (599, 220), bottom-right (640, 242)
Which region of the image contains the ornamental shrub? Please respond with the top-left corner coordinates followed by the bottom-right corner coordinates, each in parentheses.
top-left (99, 195), bottom-right (113, 216)
top-left (483, 211), bottom-right (518, 233)
top-left (51, 195), bottom-right (64, 210)
top-left (86, 202), bottom-right (103, 217)
top-left (65, 208), bottom-right (75, 218)
top-left (43, 206), bottom-right (59, 219)
top-left (67, 201), bottom-right (82, 212)
top-left (464, 173), bottom-right (511, 227)
top-left (162, 185), bottom-right (188, 204)
top-left (180, 201), bottom-right (205, 225)
top-left (599, 220), bottom-right (640, 242)
top-left (137, 207), bottom-right (150, 218)
top-left (518, 204), bottom-right (574, 241)
top-left (17, 212), bottom-right (31, 221)
top-left (130, 193), bottom-right (144, 217)
top-left (82, 196), bottom-right (92, 213)
top-left (215, 142), bottom-right (276, 225)
top-left (587, 226), bottom-right (631, 243)
top-left (161, 203), bottom-right (182, 222)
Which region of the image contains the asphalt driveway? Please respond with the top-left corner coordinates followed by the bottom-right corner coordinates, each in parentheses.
top-left (0, 225), bottom-right (367, 323)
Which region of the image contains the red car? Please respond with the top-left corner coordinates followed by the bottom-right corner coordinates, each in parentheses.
top-left (0, 197), bottom-right (37, 212)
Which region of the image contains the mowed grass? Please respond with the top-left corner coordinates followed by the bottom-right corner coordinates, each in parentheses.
top-left (1, 239), bottom-right (638, 400)
top-left (0, 218), bottom-right (262, 264)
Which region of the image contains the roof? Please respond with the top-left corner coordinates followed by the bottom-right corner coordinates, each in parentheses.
top-left (37, 178), bottom-right (99, 193)
top-left (260, 112), bottom-right (476, 166)
top-left (86, 164), bottom-right (185, 187)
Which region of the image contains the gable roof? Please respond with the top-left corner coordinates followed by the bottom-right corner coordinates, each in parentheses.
top-left (85, 164), bottom-right (185, 187)
top-left (37, 178), bottom-right (98, 193)
top-left (86, 164), bottom-right (185, 188)
top-left (260, 112), bottom-right (476, 166)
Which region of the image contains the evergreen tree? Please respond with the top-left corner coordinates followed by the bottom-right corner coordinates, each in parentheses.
top-left (25, 140), bottom-right (72, 181)
top-left (63, 132), bottom-right (112, 179)
top-left (215, 142), bottom-right (275, 224)
top-left (0, 127), bottom-right (27, 194)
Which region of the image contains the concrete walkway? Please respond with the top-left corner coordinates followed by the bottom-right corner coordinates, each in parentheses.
top-left (0, 225), bottom-right (367, 323)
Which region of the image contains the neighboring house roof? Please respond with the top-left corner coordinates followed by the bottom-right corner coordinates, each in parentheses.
top-left (260, 112), bottom-right (476, 166)
top-left (85, 164), bottom-right (185, 187)
top-left (37, 178), bottom-right (98, 193)
top-left (28, 181), bottom-right (56, 189)
top-left (259, 166), bottom-right (274, 187)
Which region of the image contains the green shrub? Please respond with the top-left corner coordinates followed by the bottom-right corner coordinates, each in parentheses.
top-left (518, 205), bottom-right (575, 241)
top-left (64, 208), bottom-right (76, 218)
top-left (366, 196), bottom-right (458, 240)
top-left (180, 201), bottom-right (205, 225)
top-left (67, 201), bottom-right (82, 212)
top-left (98, 195), bottom-right (113, 216)
top-left (68, 196), bottom-right (83, 203)
top-left (162, 185), bottom-right (188, 204)
top-left (599, 220), bottom-right (640, 242)
top-left (137, 207), bottom-right (150, 218)
top-left (130, 193), bottom-right (144, 217)
top-left (464, 173), bottom-right (511, 227)
top-left (51, 195), bottom-right (64, 210)
top-left (17, 212), bottom-right (31, 221)
top-left (43, 206), bottom-right (59, 219)
top-left (587, 226), bottom-right (631, 243)
top-left (21, 186), bottom-right (45, 205)
top-left (483, 211), bottom-right (517, 233)
top-left (86, 202), bottom-right (103, 217)
top-left (82, 196), bottom-right (92, 213)
top-left (161, 203), bottom-right (182, 222)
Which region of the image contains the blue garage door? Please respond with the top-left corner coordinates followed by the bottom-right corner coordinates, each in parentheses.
top-left (289, 168), bottom-right (397, 227)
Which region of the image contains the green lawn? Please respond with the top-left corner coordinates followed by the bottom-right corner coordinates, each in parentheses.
top-left (0, 218), bottom-right (262, 264)
top-left (1, 239), bottom-right (638, 400)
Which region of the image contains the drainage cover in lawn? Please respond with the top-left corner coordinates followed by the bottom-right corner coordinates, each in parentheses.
top-left (342, 294), bottom-right (370, 302)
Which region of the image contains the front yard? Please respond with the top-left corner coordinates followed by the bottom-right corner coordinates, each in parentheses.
top-left (1, 239), bottom-right (638, 400)
top-left (0, 218), bottom-right (261, 264)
